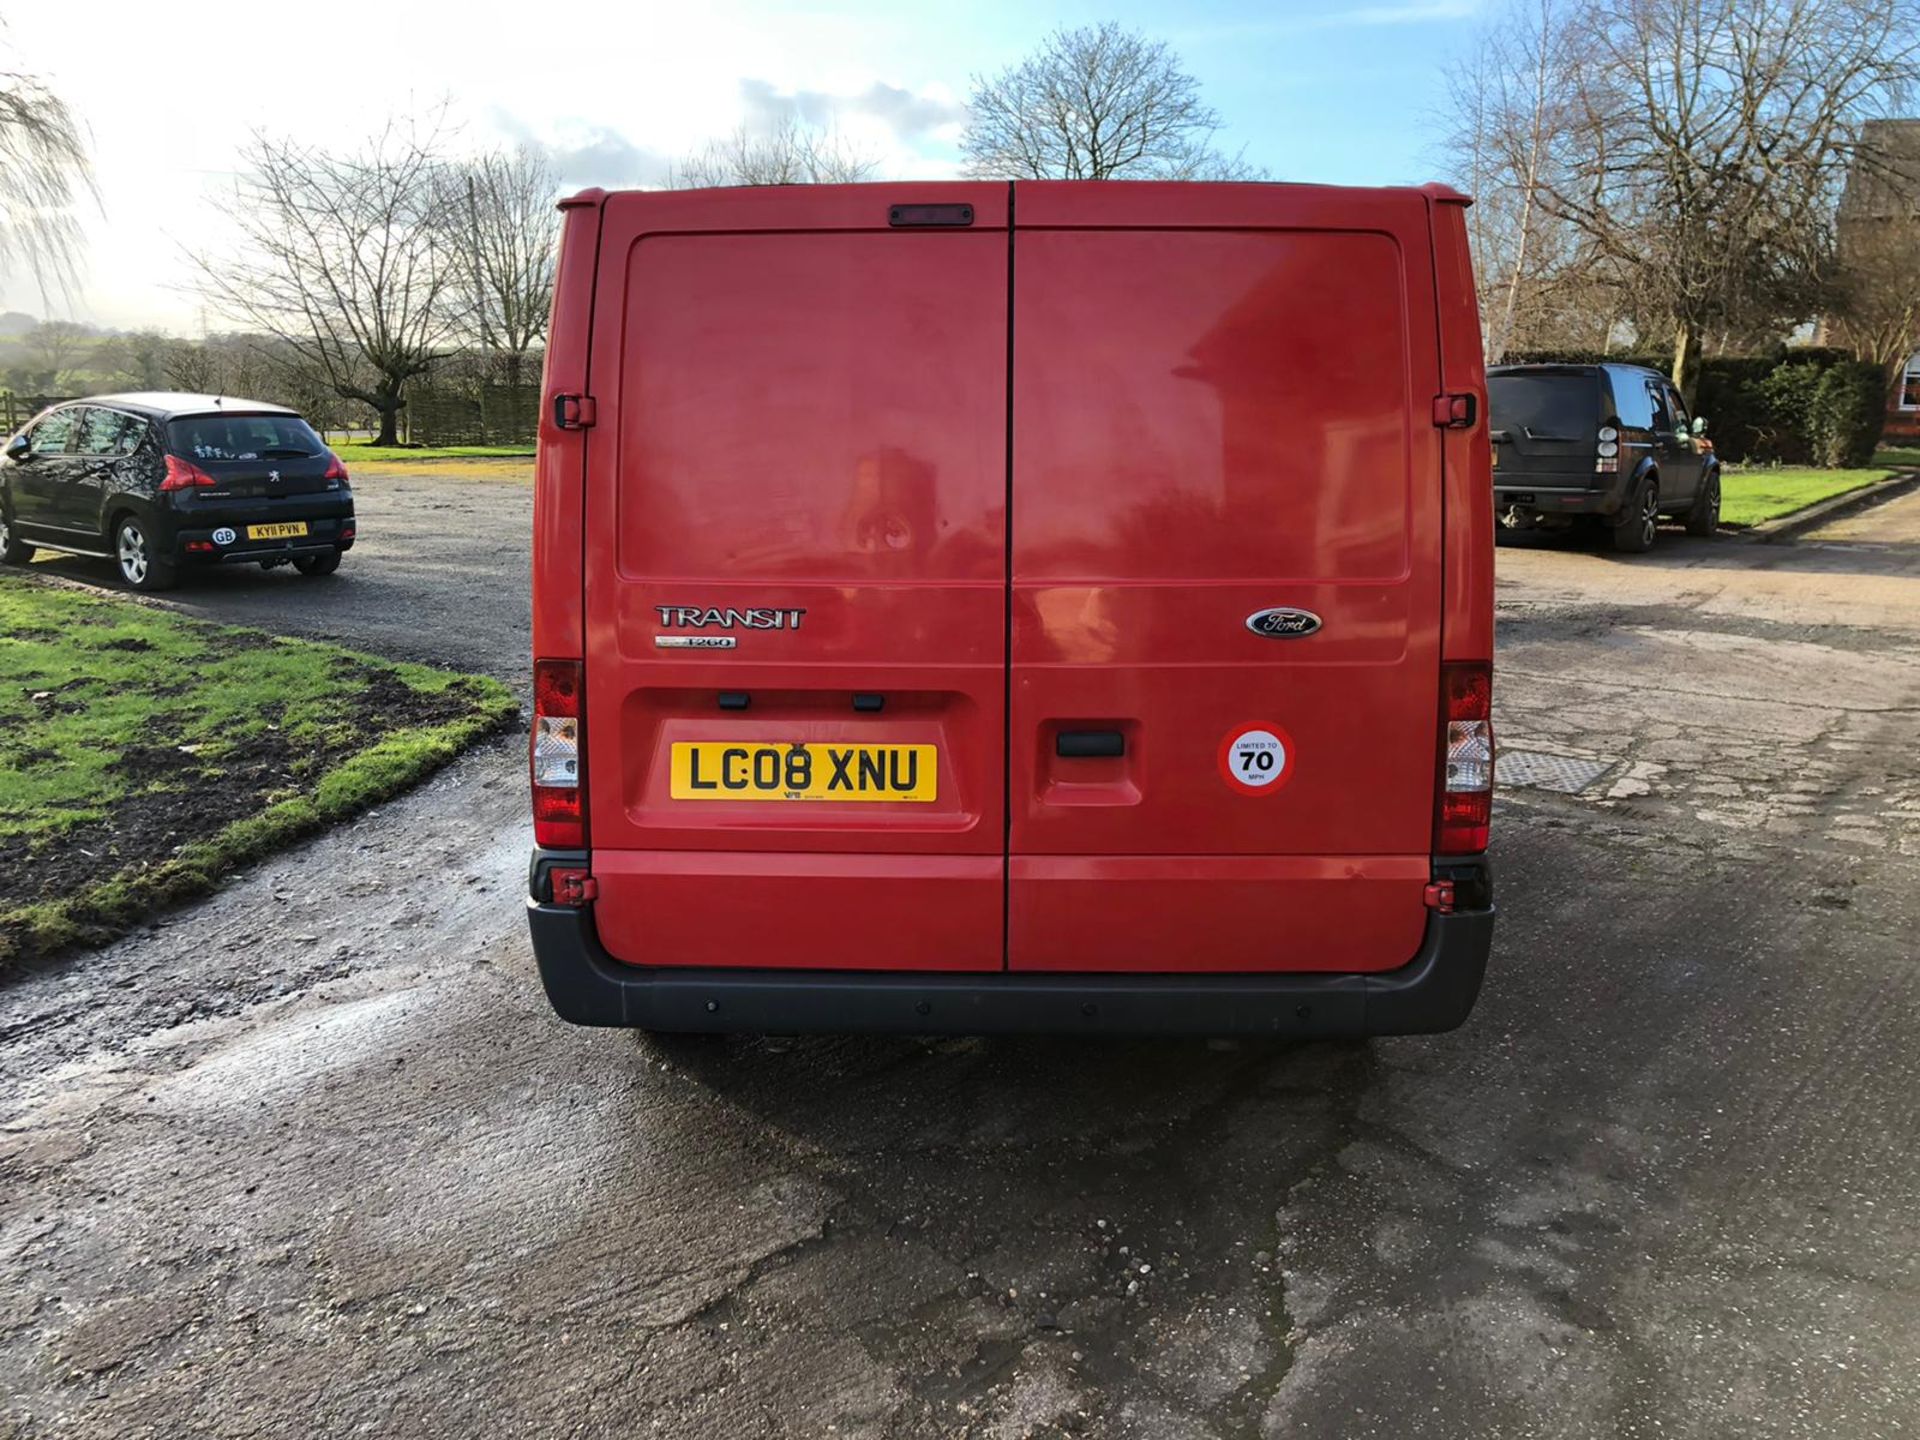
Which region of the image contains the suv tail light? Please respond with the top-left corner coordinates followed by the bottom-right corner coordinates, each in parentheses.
top-left (1436, 660), bottom-right (1492, 854)
top-left (532, 658), bottom-right (586, 848)
top-left (324, 450), bottom-right (349, 484)
top-left (160, 455), bottom-right (217, 491)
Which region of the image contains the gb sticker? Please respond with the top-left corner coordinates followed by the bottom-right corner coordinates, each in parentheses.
top-left (1219, 723), bottom-right (1294, 796)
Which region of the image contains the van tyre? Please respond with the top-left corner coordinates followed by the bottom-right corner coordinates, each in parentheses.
top-left (114, 516), bottom-right (176, 591)
top-left (0, 515), bottom-right (32, 565)
top-left (294, 550), bottom-right (342, 577)
top-left (1685, 470), bottom-right (1720, 537)
top-left (1612, 478), bottom-right (1658, 554)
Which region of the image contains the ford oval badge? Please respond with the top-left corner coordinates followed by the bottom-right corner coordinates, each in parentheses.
top-left (1245, 607), bottom-right (1322, 639)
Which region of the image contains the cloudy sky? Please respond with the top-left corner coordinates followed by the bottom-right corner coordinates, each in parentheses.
top-left (0, 0), bottom-right (1484, 331)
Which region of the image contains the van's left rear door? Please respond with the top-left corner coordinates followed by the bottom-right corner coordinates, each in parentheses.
top-left (581, 185), bottom-right (1010, 972)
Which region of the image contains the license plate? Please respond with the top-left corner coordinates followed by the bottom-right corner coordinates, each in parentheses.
top-left (247, 522), bottom-right (309, 540)
top-left (670, 742), bottom-right (936, 802)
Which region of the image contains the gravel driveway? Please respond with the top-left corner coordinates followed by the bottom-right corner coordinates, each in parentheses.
top-left (22, 468), bottom-right (533, 685)
top-left (4, 478), bottom-right (1919, 1438)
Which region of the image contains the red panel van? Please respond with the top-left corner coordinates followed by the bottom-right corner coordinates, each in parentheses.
top-left (526, 181), bottom-right (1495, 1037)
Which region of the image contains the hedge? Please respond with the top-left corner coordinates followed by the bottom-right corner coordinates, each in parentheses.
top-left (1496, 348), bottom-right (1887, 467)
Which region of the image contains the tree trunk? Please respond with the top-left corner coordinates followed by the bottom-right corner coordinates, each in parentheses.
top-left (1671, 321), bottom-right (1703, 405)
top-left (373, 404), bottom-right (400, 447)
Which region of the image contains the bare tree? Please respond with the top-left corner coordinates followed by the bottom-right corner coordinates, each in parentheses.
top-left (961, 22), bottom-right (1260, 181)
top-left (674, 116), bottom-right (878, 187)
top-left (1829, 119), bottom-right (1920, 395)
top-left (0, 33), bottom-right (93, 304)
top-left (446, 146), bottom-right (559, 388)
top-left (160, 338), bottom-right (218, 394)
top-left (1448, 0), bottom-right (1920, 393)
top-left (188, 119), bottom-right (459, 446)
top-left (22, 318), bottom-right (88, 385)
top-left (1441, 0), bottom-right (1612, 358)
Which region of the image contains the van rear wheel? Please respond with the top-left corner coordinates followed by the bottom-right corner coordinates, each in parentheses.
top-left (1611, 479), bottom-right (1658, 554)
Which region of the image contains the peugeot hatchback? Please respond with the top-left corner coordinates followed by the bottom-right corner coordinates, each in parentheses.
top-left (0, 392), bottom-right (356, 590)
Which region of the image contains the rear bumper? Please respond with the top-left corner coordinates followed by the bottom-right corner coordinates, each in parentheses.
top-left (525, 852), bottom-right (1495, 1037)
top-left (1496, 475), bottom-right (1628, 518)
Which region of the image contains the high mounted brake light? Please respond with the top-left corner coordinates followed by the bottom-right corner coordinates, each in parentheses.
top-left (1436, 660), bottom-right (1493, 854)
top-left (161, 455), bottom-right (217, 491)
top-left (532, 658), bottom-right (586, 848)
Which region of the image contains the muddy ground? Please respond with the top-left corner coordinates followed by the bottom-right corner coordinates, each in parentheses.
top-left (3, 474), bottom-right (1918, 1438)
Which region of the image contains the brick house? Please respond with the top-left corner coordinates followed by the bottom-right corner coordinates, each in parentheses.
top-left (1837, 119), bottom-right (1920, 443)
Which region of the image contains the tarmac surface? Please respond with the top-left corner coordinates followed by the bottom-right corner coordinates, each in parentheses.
top-left (3, 476), bottom-right (1918, 1438)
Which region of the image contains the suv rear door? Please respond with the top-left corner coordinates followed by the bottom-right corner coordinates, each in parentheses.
top-left (580, 185), bottom-right (1011, 972)
top-left (1007, 183), bottom-right (1446, 973)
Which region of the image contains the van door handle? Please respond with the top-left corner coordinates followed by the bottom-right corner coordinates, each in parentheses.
top-left (1056, 730), bottom-right (1125, 758)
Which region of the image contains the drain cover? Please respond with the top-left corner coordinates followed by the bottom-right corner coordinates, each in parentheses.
top-left (1499, 749), bottom-right (1617, 794)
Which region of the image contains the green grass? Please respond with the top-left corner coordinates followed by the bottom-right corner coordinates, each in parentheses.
top-left (1718, 467), bottom-right (1895, 527)
top-left (329, 439), bottom-right (534, 462)
top-left (0, 574), bottom-right (517, 966)
top-left (1871, 445), bottom-right (1920, 469)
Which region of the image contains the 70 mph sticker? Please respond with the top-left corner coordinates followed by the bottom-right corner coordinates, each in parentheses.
top-left (1219, 723), bottom-right (1295, 795)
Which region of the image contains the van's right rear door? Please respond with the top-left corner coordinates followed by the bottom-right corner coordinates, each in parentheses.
top-left (1008, 182), bottom-right (1446, 974)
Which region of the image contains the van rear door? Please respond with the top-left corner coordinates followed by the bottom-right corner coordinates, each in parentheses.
top-left (580, 185), bottom-right (1010, 972)
top-left (1007, 183), bottom-right (1446, 973)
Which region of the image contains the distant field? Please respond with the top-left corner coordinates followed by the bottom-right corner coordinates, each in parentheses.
top-left (1719, 467), bottom-right (1894, 527)
top-left (330, 440), bottom-right (535, 463)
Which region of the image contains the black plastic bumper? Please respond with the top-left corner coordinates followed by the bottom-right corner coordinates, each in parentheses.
top-left (1496, 472), bottom-right (1629, 519)
top-left (526, 855), bottom-right (1495, 1038)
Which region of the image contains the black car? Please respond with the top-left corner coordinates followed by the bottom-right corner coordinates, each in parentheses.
top-left (0, 392), bottom-right (356, 591)
top-left (1487, 363), bottom-right (1721, 553)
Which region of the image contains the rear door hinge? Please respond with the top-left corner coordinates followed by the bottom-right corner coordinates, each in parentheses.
top-left (1432, 393), bottom-right (1478, 429)
top-left (1423, 880), bottom-right (1456, 913)
top-left (552, 393), bottom-right (597, 430)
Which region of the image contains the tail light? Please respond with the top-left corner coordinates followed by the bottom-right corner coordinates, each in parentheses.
top-left (324, 451), bottom-right (349, 485)
top-left (1436, 660), bottom-right (1492, 854)
top-left (161, 455), bottom-right (217, 491)
top-left (532, 658), bottom-right (586, 848)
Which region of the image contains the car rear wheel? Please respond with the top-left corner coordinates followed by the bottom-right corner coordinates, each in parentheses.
top-left (293, 549), bottom-right (341, 577)
top-left (115, 517), bottom-right (175, 591)
top-left (0, 515), bottom-right (33, 565)
top-left (1611, 478), bottom-right (1658, 554)
top-left (1685, 470), bottom-right (1721, 537)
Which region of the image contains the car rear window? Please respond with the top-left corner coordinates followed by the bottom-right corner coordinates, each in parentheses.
top-left (1487, 373), bottom-right (1601, 440)
top-left (167, 414), bottom-right (323, 462)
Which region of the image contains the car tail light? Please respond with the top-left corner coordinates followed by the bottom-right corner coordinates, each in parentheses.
top-left (161, 455), bottom-right (217, 491)
top-left (1436, 660), bottom-right (1492, 854)
top-left (532, 658), bottom-right (586, 848)
top-left (324, 451), bottom-right (349, 485)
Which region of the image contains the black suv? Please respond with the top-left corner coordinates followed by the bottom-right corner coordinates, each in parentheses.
top-left (1487, 363), bottom-right (1721, 553)
top-left (0, 392), bottom-right (356, 591)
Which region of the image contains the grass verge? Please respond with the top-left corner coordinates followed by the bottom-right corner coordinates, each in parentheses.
top-left (1871, 445), bottom-right (1920, 469)
top-left (0, 573), bottom-right (517, 969)
top-left (1719, 467), bottom-right (1895, 527)
top-left (330, 440), bottom-right (535, 463)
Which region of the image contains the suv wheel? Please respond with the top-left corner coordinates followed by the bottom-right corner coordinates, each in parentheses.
top-left (1685, 470), bottom-right (1721, 537)
top-left (115, 517), bottom-right (176, 591)
top-left (1612, 478), bottom-right (1659, 554)
top-left (293, 549), bottom-right (342, 577)
top-left (0, 515), bottom-right (33, 565)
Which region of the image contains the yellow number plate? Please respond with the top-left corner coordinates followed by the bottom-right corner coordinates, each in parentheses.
top-left (247, 522), bottom-right (309, 540)
top-left (670, 742), bottom-right (937, 802)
